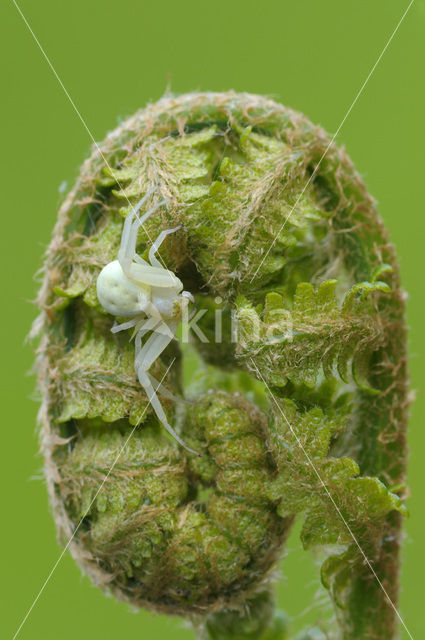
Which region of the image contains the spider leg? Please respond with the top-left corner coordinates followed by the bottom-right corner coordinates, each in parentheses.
top-left (149, 320), bottom-right (176, 339)
top-left (134, 323), bottom-right (176, 370)
top-left (135, 331), bottom-right (199, 455)
top-left (138, 369), bottom-right (199, 455)
top-left (119, 193), bottom-right (168, 277)
top-left (146, 373), bottom-right (195, 405)
top-left (145, 301), bottom-right (165, 322)
top-left (149, 225), bottom-right (182, 268)
top-left (178, 291), bottom-right (195, 326)
top-left (111, 318), bottom-right (139, 334)
top-left (182, 290), bottom-right (195, 303)
top-left (135, 321), bottom-right (176, 377)
top-left (118, 187), bottom-right (155, 271)
top-left (133, 253), bottom-right (148, 266)
top-left (132, 294), bottom-right (167, 328)
top-left (134, 317), bottom-right (163, 350)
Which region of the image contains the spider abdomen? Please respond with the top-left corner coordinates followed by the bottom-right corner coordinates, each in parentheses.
top-left (96, 260), bottom-right (150, 317)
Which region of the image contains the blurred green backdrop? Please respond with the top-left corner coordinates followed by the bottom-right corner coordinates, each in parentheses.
top-left (1, 1), bottom-right (424, 638)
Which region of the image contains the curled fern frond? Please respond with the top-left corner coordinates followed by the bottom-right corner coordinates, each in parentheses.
top-left (34, 92), bottom-right (408, 639)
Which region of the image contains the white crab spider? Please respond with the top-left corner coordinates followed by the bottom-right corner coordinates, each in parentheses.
top-left (96, 188), bottom-right (198, 455)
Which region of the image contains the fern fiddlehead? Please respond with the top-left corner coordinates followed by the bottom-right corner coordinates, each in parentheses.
top-left (34, 92), bottom-right (408, 639)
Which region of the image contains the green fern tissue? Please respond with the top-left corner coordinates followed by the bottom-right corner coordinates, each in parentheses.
top-left (34, 92), bottom-right (409, 640)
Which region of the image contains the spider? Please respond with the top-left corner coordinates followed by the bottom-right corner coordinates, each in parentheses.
top-left (96, 188), bottom-right (198, 455)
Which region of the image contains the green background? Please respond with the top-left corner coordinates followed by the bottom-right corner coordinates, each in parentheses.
top-left (1, 1), bottom-right (424, 638)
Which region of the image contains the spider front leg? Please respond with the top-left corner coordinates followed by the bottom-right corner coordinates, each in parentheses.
top-left (134, 329), bottom-right (200, 456)
top-left (118, 187), bottom-right (154, 273)
top-left (118, 189), bottom-right (168, 277)
top-left (149, 225), bottom-right (182, 268)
